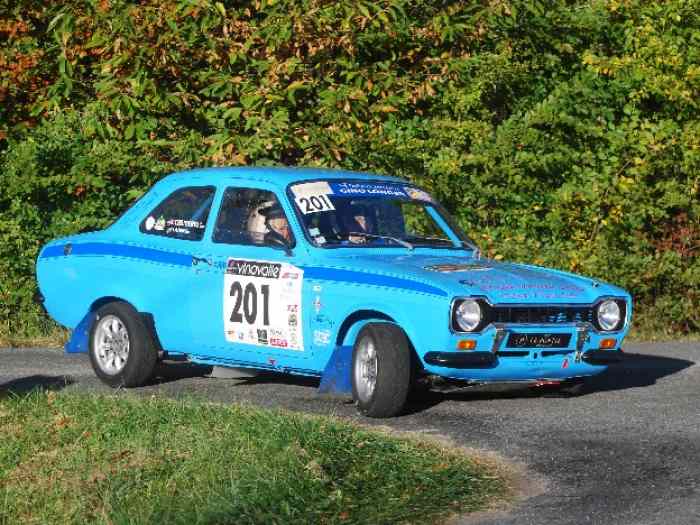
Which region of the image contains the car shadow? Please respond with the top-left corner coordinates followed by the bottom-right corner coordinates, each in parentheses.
top-left (0, 375), bottom-right (75, 397)
top-left (150, 361), bottom-right (214, 385)
top-left (228, 370), bottom-right (321, 389)
top-left (149, 363), bottom-right (322, 388)
top-left (401, 352), bottom-right (695, 415)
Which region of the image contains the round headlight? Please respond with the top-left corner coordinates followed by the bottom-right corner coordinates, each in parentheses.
top-left (455, 299), bottom-right (482, 332)
top-left (597, 300), bottom-right (621, 331)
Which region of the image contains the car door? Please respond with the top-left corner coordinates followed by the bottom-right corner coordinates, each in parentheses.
top-left (134, 184), bottom-right (218, 353)
top-left (188, 184), bottom-right (313, 367)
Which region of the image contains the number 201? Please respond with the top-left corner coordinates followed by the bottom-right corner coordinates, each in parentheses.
top-left (299, 195), bottom-right (331, 213)
top-left (229, 282), bottom-right (270, 325)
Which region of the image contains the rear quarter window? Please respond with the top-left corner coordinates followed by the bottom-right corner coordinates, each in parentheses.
top-left (139, 186), bottom-right (216, 241)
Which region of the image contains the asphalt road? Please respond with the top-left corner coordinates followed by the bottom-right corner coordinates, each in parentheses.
top-left (1, 342), bottom-right (699, 525)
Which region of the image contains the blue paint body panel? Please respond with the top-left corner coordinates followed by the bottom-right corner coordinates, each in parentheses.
top-left (36, 167), bottom-right (633, 391)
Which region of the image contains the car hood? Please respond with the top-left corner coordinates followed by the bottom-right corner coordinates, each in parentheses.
top-left (319, 253), bottom-right (621, 304)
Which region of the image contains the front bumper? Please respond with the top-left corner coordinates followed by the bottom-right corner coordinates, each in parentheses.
top-left (423, 322), bottom-right (625, 381)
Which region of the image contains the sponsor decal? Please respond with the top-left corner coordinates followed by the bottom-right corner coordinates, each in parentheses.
top-left (166, 226), bottom-right (191, 235)
top-left (287, 304), bottom-right (299, 313)
top-left (227, 259), bottom-right (282, 279)
top-left (145, 216), bottom-right (156, 231)
top-left (270, 338), bottom-right (288, 348)
top-left (313, 329), bottom-right (332, 346)
top-left (288, 313), bottom-right (298, 327)
top-left (154, 216), bottom-right (166, 231)
top-left (313, 296), bottom-right (322, 314)
top-left (329, 181), bottom-right (408, 199)
top-left (166, 218), bottom-right (205, 229)
top-left (312, 284), bottom-right (323, 293)
top-left (257, 329), bottom-right (268, 345)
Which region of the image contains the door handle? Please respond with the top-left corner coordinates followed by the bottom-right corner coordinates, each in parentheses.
top-left (191, 256), bottom-right (212, 266)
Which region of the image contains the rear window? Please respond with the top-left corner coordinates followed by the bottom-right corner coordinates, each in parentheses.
top-left (139, 186), bottom-right (216, 241)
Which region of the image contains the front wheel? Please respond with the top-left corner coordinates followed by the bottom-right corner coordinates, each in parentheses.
top-left (89, 301), bottom-right (157, 388)
top-left (352, 323), bottom-right (411, 418)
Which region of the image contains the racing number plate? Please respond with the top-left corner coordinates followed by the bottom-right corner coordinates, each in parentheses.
top-left (506, 333), bottom-right (572, 348)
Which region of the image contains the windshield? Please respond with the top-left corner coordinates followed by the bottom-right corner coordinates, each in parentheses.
top-left (289, 180), bottom-right (475, 250)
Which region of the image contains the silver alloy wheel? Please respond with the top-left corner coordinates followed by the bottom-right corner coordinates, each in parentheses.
top-left (354, 335), bottom-right (378, 403)
top-left (93, 314), bottom-right (130, 375)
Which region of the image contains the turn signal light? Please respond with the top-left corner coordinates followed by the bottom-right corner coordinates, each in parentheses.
top-left (600, 338), bottom-right (616, 349)
top-left (457, 340), bottom-right (477, 351)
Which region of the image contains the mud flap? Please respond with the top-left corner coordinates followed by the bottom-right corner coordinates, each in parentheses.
top-left (318, 345), bottom-right (353, 395)
top-left (64, 311), bottom-right (96, 354)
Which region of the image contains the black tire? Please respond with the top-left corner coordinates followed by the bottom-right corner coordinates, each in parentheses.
top-left (88, 301), bottom-right (157, 388)
top-left (351, 323), bottom-right (411, 418)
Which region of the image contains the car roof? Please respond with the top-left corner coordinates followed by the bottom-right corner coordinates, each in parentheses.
top-left (163, 166), bottom-right (407, 189)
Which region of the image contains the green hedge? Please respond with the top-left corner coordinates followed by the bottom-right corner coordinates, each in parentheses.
top-left (1, 0), bottom-right (698, 338)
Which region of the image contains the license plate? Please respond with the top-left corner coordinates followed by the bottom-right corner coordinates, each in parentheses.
top-left (506, 333), bottom-right (571, 348)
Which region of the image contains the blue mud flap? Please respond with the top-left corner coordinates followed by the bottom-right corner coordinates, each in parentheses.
top-left (318, 345), bottom-right (353, 395)
top-left (64, 312), bottom-right (96, 354)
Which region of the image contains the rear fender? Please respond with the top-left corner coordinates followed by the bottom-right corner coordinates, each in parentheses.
top-left (64, 297), bottom-right (159, 354)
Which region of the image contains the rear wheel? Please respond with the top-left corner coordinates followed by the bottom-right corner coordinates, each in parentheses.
top-left (89, 301), bottom-right (157, 388)
top-left (352, 323), bottom-right (411, 418)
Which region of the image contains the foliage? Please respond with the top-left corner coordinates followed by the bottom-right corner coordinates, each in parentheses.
top-left (0, 0), bottom-right (698, 337)
top-left (0, 390), bottom-right (506, 523)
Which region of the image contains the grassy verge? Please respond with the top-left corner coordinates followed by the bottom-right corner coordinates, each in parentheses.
top-left (0, 391), bottom-right (508, 524)
top-left (0, 315), bottom-right (68, 349)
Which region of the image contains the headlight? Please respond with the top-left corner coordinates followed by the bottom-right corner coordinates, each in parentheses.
top-left (597, 300), bottom-right (622, 331)
top-left (454, 299), bottom-right (482, 332)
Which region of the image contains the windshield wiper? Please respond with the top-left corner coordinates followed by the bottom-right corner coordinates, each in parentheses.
top-left (407, 235), bottom-right (480, 252)
top-left (346, 232), bottom-right (414, 250)
top-left (405, 235), bottom-right (454, 245)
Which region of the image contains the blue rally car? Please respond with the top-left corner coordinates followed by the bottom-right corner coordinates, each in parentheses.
top-left (37, 167), bottom-right (632, 417)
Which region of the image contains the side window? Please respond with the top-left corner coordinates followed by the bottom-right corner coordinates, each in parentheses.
top-left (213, 187), bottom-right (295, 247)
top-left (140, 186), bottom-right (215, 241)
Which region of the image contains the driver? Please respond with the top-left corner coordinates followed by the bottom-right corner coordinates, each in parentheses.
top-left (260, 205), bottom-right (292, 244)
top-left (342, 204), bottom-right (370, 244)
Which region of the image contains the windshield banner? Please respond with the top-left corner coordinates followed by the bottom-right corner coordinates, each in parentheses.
top-left (291, 181), bottom-right (434, 207)
top-left (329, 182), bottom-right (407, 198)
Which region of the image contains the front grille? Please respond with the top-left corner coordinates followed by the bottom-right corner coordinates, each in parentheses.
top-left (488, 305), bottom-right (595, 325)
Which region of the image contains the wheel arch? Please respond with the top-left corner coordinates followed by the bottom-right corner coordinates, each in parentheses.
top-left (335, 309), bottom-right (423, 374)
top-left (80, 296), bottom-right (163, 354)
